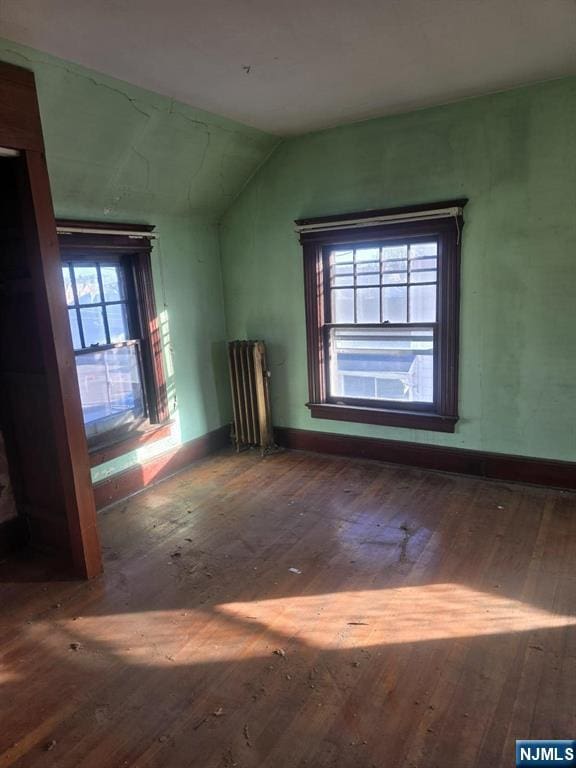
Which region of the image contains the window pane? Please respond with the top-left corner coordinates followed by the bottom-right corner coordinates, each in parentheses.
top-left (75, 345), bottom-right (145, 439)
top-left (333, 275), bottom-right (353, 287)
top-left (333, 250), bottom-right (354, 264)
top-left (382, 260), bottom-right (408, 284)
top-left (356, 287), bottom-right (379, 323)
top-left (73, 265), bottom-right (101, 305)
top-left (410, 284), bottom-right (436, 322)
top-left (80, 306), bottom-right (107, 346)
top-left (106, 303), bottom-right (130, 342)
top-left (410, 270), bottom-right (436, 284)
top-left (355, 248), bottom-right (380, 286)
top-left (101, 264), bottom-right (126, 301)
top-left (329, 327), bottom-right (434, 403)
top-left (356, 271), bottom-right (379, 286)
top-left (355, 248), bottom-right (379, 264)
top-left (382, 245), bottom-right (407, 261)
top-left (382, 245), bottom-right (408, 285)
top-left (68, 309), bottom-right (81, 349)
top-left (410, 257), bottom-right (437, 272)
top-left (410, 242), bottom-right (437, 258)
top-left (332, 289), bottom-right (354, 323)
top-left (382, 286), bottom-right (407, 322)
top-left (341, 375), bottom-right (376, 399)
top-left (331, 261), bottom-right (353, 287)
top-left (62, 266), bottom-right (75, 306)
top-left (410, 252), bottom-right (437, 284)
top-left (333, 264), bottom-right (354, 274)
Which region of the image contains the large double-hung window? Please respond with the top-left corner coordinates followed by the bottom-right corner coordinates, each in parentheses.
top-left (298, 201), bottom-right (466, 432)
top-left (58, 221), bottom-right (169, 448)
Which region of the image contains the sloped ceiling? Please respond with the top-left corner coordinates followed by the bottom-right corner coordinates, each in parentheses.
top-left (0, 41), bottom-right (278, 219)
top-left (1, 0), bottom-right (575, 135)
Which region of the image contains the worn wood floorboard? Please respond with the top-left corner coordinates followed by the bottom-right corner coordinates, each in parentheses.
top-left (0, 448), bottom-right (575, 768)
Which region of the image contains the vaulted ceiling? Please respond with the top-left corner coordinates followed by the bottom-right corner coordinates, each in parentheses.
top-left (1, 0), bottom-right (575, 135)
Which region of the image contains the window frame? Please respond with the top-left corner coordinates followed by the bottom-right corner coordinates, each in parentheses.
top-left (57, 221), bottom-right (169, 452)
top-left (298, 200), bottom-right (466, 433)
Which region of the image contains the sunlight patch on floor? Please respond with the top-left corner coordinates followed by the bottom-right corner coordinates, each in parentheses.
top-left (30, 584), bottom-right (575, 669)
top-left (218, 583), bottom-right (576, 648)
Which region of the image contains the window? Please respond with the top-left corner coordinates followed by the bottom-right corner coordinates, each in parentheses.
top-left (298, 200), bottom-right (466, 432)
top-left (58, 222), bottom-right (168, 448)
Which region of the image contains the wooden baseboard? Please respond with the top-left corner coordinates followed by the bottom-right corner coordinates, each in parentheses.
top-left (0, 516), bottom-right (28, 555)
top-left (274, 427), bottom-right (576, 490)
top-left (93, 424), bottom-right (231, 510)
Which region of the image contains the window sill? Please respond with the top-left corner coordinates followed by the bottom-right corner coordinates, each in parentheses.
top-left (89, 421), bottom-right (174, 467)
top-left (307, 403), bottom-right (457, 433)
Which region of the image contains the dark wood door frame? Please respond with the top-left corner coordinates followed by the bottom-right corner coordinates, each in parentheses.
top-left (0, 60), bottom-right (102, 578)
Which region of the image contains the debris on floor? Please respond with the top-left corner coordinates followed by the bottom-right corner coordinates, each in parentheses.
top-left (44, 740), bottom-right (57, 751)
top-left (213, 707), bottom-right (225, 717)
top-left (273, 648), bottom-right (286, 657)
top-left (288, 567), bottom-right (302, 574)
top-left (69, 642), bottom-right (81, 651)
top-left (243, 723), bottom-right (252, 748)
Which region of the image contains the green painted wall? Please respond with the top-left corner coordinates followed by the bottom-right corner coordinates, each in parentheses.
top-left (0, 39), bottom-right (279, 481)
top-left (220, 78), bottom-right (576, 461)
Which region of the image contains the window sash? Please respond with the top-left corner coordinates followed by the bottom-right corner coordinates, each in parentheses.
top-left (323, 323), bottom-right (438, 411)
top-left (74, 340), bottom-right (147, 440)
top-left (322, 236), bottom-right (440, 409)
top-left (323, 238), bottom-right (439, 326)
top-left (63, 259), bottom-right (137, 350)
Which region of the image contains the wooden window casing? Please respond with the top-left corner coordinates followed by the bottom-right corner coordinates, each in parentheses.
top-left (57, 221), bottom-right (169, 451)
top-left (299, 200), bottom-right (466, 433)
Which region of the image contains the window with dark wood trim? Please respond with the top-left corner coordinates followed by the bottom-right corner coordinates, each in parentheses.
top-left (298, 200), bottom-right (466, 433)
top-left (57, 221), bottom-right (169, 450)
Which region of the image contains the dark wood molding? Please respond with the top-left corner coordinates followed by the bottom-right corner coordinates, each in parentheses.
top-left (303, 242), bottom-right (326, 405)
top-left (21, 151), bottom-right (103, 578)
top-left (0, 62), bottom-right (102, 579)
top-left (133, 248), bottom-right (170, 424)
top-left (57, 220), bottom-right (154, 232)
top-left (57, 220), bottom-right (154, 252)
top-left (89, 421), bottom-right (174, 468)
top-left (0, 61), bottom-right (43, 152)
top-left (307, 403), bottom-right (457, 432)
top-left (0, 516), bottom-right (28, 556)
top-left (295, 198), bottom-right (469, 228)
top-left (275, 427), bottom-right (576, 490)
top-left (300, 201), bottom-right (465, 432)
top-left (93, 424), bottom-right (231, 510)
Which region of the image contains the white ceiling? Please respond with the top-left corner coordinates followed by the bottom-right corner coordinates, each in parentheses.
top-left (2, 0), bottom-right (575, 135)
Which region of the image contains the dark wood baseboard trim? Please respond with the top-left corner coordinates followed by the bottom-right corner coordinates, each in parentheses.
top-left (274, 426), bottom-right (576, 490)
top-left (0, 516), bottom-right (29, 555)
top-left (93, 424), bottom-right (231, 510)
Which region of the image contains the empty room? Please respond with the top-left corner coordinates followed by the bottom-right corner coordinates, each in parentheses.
top-left (0, 2), bottom-right (575, 767)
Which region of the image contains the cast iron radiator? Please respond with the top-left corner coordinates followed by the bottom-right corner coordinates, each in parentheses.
top-left (228, 340), bottom-right (274, 452)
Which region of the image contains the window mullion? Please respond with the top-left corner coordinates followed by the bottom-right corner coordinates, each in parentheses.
top-left (69, 264), bottom-right (85, 349)
top-left (379, 246), bottom-right (383, 324)
top-left (95, 263), bottom-right (111, 345)
top-left (407, 243), bottom-right (411, 323)
top-left (353, 249), bottom-right (357, 323)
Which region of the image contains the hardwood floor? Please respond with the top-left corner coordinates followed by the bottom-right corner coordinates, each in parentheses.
top-left (0, 448), bottom-right (575, 768)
